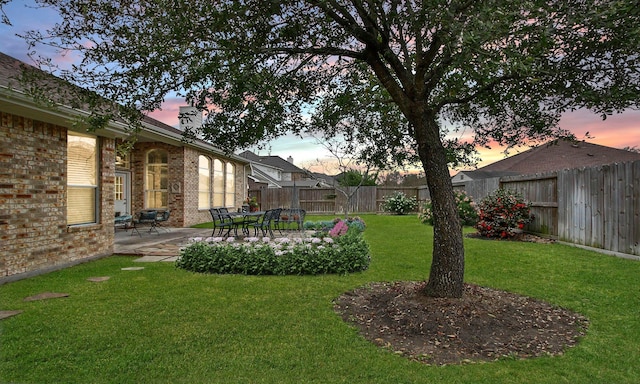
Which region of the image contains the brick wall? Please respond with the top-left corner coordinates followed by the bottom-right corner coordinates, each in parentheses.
top-left (130, 142), bottom-right (186, 227)
top-left (0, 112), bottom-right (114, 280)
top-left (130, 143), bottom-right (247, 228)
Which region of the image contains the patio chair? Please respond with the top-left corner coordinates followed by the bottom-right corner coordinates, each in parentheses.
top-left (131, 210), bottom-right (159, 236)
top-left (155, 209), bottom-right (171, 232)
top-left (247, 208), bottom-right (282, 237)
top-left (114, 213), bottom-right (133, 232)
top-left (209, 208), bottom-right (237, 237)
top-left (278, 208), bottom-right (306, 231)
top-left (289, 208), bottom-right (305, 230)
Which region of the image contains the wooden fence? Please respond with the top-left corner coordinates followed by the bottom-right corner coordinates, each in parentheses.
top-left (454, 160), bottom-right (640, 257)
top-left (252, 160), bottom-right (640, 256)
top-left (249, 186), bottom-right (430, 214)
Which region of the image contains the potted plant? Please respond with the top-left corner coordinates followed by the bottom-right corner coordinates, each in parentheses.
top-left (245, 196), bottom-right (259, 212)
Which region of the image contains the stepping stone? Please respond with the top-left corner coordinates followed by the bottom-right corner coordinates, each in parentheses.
top-left (121, 267), bottom-right (145, 271)
top-left (23, 292), bottom-right (69, 302)
top-left (0, 310), bottom-right (23, 320)
top-left (87, 276), bottom-right (111, 282)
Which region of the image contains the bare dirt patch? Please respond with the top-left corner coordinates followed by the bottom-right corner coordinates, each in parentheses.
top-left (335, 282), bottom-right (588, 365)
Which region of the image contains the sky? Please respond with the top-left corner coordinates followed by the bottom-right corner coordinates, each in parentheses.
top-left (2, 0), bottom-right (639, 174)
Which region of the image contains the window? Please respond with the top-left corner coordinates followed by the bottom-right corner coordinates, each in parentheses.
top-left (115, 151), bottom-right (130, 169)
top-left (213, 159), bottom-right (224, 207)
top-left (67, 132), bottom-right (97, 225)
top-left (115, 175), bottom-right (123, 201)
top-left (145, 149), bottom-right (168, 208)
top-left (198, 155), bottom-right (211, 209)
top-left (225, 162), bottom-right (235, 207)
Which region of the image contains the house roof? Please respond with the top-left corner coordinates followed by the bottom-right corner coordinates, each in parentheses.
top-left (454, 170), bottom-right (520, 180)
top-left (0, 52), bottom-right (248, 164)
top-left (458, 139), bottom-right (640, 178)
top-left (250, 166), bottom-right (283, 188)
top-left (238, 150), bottom-right (306, 173)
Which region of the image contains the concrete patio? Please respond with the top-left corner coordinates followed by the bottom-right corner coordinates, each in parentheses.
top-left (114, 227), bottom-right (212, 260)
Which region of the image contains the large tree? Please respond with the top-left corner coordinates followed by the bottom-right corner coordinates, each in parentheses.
top-left (21, 0), bottom-right (640, 297)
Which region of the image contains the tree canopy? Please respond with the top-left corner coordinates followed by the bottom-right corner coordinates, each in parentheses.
top-left (20, 0), bottom-right (640, 297)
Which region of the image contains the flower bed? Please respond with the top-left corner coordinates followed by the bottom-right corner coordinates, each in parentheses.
top-left (176, 230), bottom-right (370, 275)
top-left (303, 216), bottom-right (367, 232)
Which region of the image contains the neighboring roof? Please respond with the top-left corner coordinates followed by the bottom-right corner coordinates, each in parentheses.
top-left (250, 165), bottom-right (283, 188)
top-left (453, 170), bottom-right (519, 181)
top-left (309, 171), bottom-right (337, 185)
top-left (0, 52), bottom-right (248, 164)
top-left (238, 150), bottom-right (306, 173)
top-left (456, 139), bottom-right (640, 178)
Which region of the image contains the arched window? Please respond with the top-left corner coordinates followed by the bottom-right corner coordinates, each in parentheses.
top-left (225, 162), bottom-right (235, 207)
top-left (198, 155), bottom-right (211, 209)
top-left (145, 149), bottom-right (168, 208)
top-left (213, 158), bottom-right (224, 207)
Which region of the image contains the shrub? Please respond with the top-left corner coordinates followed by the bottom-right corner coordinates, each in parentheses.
top-left (175, 232), bottom-right (370, 275)
top-left (303, 217), bottom-right (367, 233)
top-left (381, 192), bottom-right (418, 215)
top-left (475, 188), bottom-right (533, 238)
top-left (343, 216), bottom-right (366, 232)
top-left (303, 220), bottom-right (336, 231)
top-left (419, 190), bottom-right (479, 226)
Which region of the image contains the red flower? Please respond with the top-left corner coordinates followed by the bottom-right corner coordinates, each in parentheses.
top-left (518, 223), bottom-right (524, 229)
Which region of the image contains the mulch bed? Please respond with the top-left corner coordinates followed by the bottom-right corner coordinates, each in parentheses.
top-left (335, 282), bottom-right (588, 365)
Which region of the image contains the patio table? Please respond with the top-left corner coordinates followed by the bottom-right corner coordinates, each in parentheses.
top-left (228, 211), bottom-right (264, 236)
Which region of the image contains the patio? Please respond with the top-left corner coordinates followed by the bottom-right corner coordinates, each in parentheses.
top-left (114, 226), bottom-right (312, 259)
top-left (114, 227), bottom-right (211, 259)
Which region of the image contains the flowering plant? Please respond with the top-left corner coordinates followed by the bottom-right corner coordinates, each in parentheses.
top-left (475, 188), bottom-right (533, 238)
top-left (329, 219), bottom-right (349, 237)
top-left (381, 192), bottom-right (418, 215)
top-left (419, 190), bottom-right (478, 226)
top-left (304, 217), bottom-right (366, 233)
top-left (177, 232), bottom-right (370, 275)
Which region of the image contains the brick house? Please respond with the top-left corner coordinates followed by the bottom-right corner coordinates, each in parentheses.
top-left (0, 52), bottom-right (249, 282)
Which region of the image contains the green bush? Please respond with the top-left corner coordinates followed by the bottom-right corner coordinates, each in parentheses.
top-left (475, 188), bottom-right (533, 238)
top-left (303, 217), bottom-right (367, 232)
top-left (175, 231), bottom-right (370, 275)
top-left (303, 220), bottom-right (337, 231)
top-left (419, 190), bottom-right (479, 226)
top-left (381, 192), bottom-right (418, 215)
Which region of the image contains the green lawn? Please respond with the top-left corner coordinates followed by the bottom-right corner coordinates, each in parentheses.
top-left (1, 215), bottom-right (639, 383)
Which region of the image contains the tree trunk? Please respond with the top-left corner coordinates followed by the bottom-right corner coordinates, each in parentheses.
top-left (415, 115), bottom-right (465, 298)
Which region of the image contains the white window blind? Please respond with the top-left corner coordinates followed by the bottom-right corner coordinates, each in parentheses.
top-left (67, 133), bottom-right (97, 225)
top-left (213, 159), bottom-right (224, 207)
top-left (225, 162), bottom-right (235, 207)
top-left (198, 155), bottom-right (211, 209)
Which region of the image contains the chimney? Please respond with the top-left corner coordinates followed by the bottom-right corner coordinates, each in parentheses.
top-left (287, 156), bottom-right (294, 164)
top-left (179, 106), bottom-right (203, 131)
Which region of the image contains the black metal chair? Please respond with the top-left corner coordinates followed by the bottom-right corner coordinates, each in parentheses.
top-left (131, 210), bottom-right (159, 236)
top-left (278, 208), bottom-right (306, 231)
top-left (247, 208), bottom-right (282, 237)
top-left (209, 208), bottom-right (237, 237)
top-left (155, 209), bottom-right (171, 232)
